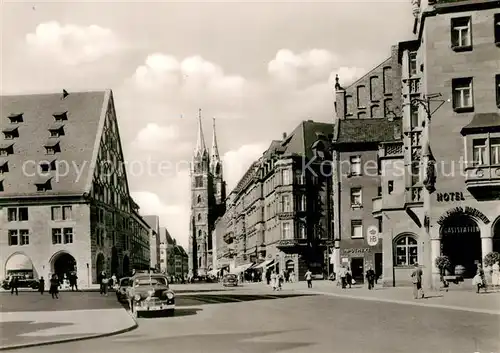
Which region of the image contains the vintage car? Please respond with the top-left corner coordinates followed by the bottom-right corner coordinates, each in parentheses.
top-left (2, 275), bottom-right (39, 290)
top-left (115, 277), bottom-right (130, 303)
top-left (222, 273), bottom-right (238, 287)
top-left (127, 273), bottom-right (175, 318)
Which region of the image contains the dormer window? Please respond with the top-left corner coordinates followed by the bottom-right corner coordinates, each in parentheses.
top-left (49, 123), bottom-right (65, 137)
top-left (0, 160), bottom-right (9, 173)
top-left (3, 127), bottom-right (19, 139)
top-left (8, 113), bottom-right (23, 123)
top-left (35, 176), bottom-right (52, 191)
top-left (40, 159), bottom-right (57, 173)
top-left (53, 112), bottom-right (68, 121)
top-left (0, 143), bottom-right (14, 156)
top-left (44, 140), bottom-right (61, 154)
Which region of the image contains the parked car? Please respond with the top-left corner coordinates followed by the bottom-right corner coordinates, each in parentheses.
top-left (127, 273), bottom-right (175, 318)
top-left (116, 277), bottom-right (130, 303)
top-left (1, 275), bottom-right (39, 290)
top-left (222, 273), bottom-right (238, 287)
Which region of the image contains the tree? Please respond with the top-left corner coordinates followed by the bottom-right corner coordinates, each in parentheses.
top-left (484, 252), bottom-right (500, 267)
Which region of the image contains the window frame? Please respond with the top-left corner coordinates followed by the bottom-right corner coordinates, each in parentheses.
top-left (7, 207), bottom-right (28, 222)
top-left (472, 138), bottom-right (488, 166)
top-left (394, 234), bottom-right (418, 267)
top-left (452, 77), bottom-right (474, 113)
top-left (496, 74), bottom-right (500, 108)
top-left (350, 220), bottom-right (363, 239)
top-left (52, 228), bottom-right (63, 244)
top-left (451, 16), bottom-right (473, 52)
top-left (8, 230), bottom-right (19, 246)
top-left (281, 222), bottom-right (291, 240)
top-left (408, 51), bottom-right (418, 77)
top-left (494, 13), bottom-right (499, 46)
top-left (349, 155), bottom-right (362, 176)
top-left (350, 188), bottom-right (363, 208)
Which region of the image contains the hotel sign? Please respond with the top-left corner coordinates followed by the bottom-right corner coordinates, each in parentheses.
top-left (437, 206), bottom-right (490, 225)
top-left (442, 225), bottom-right (480, 235)
top-left (436, 192), bottom-right (465, 202)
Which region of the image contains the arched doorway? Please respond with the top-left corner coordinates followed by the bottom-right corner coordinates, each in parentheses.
top-left (441, 214), bottom-right (482, 278)
top-left (5, 253), bottom-right (35, 279)
top-left (493, 218), bottom-right (500, 253)
top-left (111, 247), bottom-right (119, 276)
top-left (285, 259), bottom-right (294, 274)
top-left (96, 253), bottom-right (105, 279)
top-left (51, 252), bottom-right (76, 281)
top-left (123, 255), bottom-right (130, 277)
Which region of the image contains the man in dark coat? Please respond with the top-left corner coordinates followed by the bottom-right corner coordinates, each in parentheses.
top-left (365, 267), bottom-right (376, 290)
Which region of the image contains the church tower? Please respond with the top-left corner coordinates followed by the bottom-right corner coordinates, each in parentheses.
top-left (189, 110), bottom-right (226, 277)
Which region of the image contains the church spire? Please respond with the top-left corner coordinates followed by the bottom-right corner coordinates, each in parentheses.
top-left (211, 117), bottom-right (220, 160)
top-left (194, 108), bottom-right (207, 157)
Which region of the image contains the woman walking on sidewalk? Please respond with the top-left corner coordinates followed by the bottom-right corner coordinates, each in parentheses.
top-left (411, 263), bottom-right (424, 299)
top-left (473, 264), bottom-right (487, 294)
top-left (49, 274), bottom-right (59, 299)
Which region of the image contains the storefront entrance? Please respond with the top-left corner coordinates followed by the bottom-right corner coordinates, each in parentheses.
top-left (350, 257), bottom-right (364, 283)
top-left (441, 214), bottom-right (482, 278)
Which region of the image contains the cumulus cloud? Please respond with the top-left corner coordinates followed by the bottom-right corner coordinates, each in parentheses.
top-left (132, 53), bottom-right (246, 104)
top-left (268, 49), bottom-right (338, 83)
top-left (222, 143), bottom-right (269, 191)
top-left (25, 21), bottom-right (121, 65)
top-left (131, 123), bottom-right (191, 152)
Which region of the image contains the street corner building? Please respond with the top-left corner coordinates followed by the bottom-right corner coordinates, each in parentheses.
top-left (338, 0), bottom-right (500, 289)
top-left (332, 43), bottom-right (403, 284)
top-left (213, 120), bottom-right (335, 282)
top-left (0, 90), bottom-right (152, 288)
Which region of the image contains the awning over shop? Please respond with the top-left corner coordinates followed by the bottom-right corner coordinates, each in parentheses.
top-left (233, 263), bottom-right (254, 274)
top-left (6, 253), bottom-right (33, 271)
top-left (253, 259), bottom-right (274, 270)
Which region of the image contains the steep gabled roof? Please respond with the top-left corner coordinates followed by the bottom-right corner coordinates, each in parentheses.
top-left (0, 91), bottom-right (109, 198)
top-left (333, 117), bottom-right (402, 145)
top-left (281, 120), bottom-right (334, 159)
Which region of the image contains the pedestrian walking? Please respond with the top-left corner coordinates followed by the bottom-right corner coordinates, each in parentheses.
top-left (10, 276), bottom-right (18, 295)
top-left (49, 274), bottom-right (59, 299)
top-left (39, 277), bottom-right (45, 295)
top-left (100, 272), bottom-right (109, 296)
top-left (473, 264), bottom-right (487, 294)
top-left (70, 272), bottom-right (78, 291)
top-left (346, 267), bottom-right (352, 288)
top-left (491, 261), bottom-right (500, 288)
top-left (366, 267), bottom-right (376, 290)
top-left (271, 271), bottom-right (277, 291)
top-left (305, 269), bottom-right (313, 288)
top-left (266, 270), bottom-right (271, 285)
top-left (410, 263), bottom-right (424, 299)
top-left (339, 266), bottom-right (347, 289)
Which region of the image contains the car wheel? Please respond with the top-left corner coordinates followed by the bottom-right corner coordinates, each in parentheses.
top-left (165, 309), bottom-right (174, 317)
top-left (130, 302), bottom-right (138, 319)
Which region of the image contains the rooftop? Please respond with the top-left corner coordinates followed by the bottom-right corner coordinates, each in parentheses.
top-left (333, 117), bottom-right (402, 145)
top-left (0, 91), bottom-right (109, 198)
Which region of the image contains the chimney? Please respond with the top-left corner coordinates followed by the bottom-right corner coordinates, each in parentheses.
top-left (282, 132), bottom-right (287, 139)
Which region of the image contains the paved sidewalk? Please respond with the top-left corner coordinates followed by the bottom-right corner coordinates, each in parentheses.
top-left (274, 280), bottom-right (500, 315)
top-left (0, 292), bottom-right (137, 350)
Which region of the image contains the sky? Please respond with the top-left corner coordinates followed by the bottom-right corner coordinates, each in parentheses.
top-left (0, 0), bottom-right (415, 249)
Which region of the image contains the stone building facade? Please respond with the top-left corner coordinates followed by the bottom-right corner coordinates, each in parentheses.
top-left (213, 120), bottom-right (335, 281)
top-left (143, 215), bottom-right (160, 271)
top-left (379, 0), bottom-right (500, 288)
top-left (0, 90), bottom-right (151, 288)
top-left (189, 113), bottom-right (226, 277)
top-left (332, 47), bottom-right (404, 283)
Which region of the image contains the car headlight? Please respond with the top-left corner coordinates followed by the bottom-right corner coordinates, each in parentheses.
top-left (134, 294), bottom-right (141, 301)
top-left (166, 291), bottom-right (174, 300)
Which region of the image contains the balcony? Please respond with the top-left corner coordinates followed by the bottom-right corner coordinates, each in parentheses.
top-left (277, 238), bottom-right (308, 250)
top-left (379, 143), bottom-right (403, 159)
top-left (465, 166), bottom-right (500, 199)
top-left (372, 196), bottom-right (382, 216)
top-left (409, 77), bottom-right (421, 95)
top-left (405, 186), bottom-right (423, 207)
top-left (278, 211), bottom-right (295, 220)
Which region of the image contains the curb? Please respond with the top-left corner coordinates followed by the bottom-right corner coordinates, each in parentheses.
top-left (297, 289), bottom-right (500, 316)
top-left (0, 312), bottom-right (138, 351)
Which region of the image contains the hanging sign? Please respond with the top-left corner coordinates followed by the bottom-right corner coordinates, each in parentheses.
top-left (367, 226), bottom-right (379, 246)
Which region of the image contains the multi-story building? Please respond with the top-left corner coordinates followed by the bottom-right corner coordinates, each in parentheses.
top-left (380, 0), bottom-right (500, 288)
top-left (332, 47), bottom-right (404, 283)
top-left (0, 90), bottom-right (151, 287)
top-left (176, 245), bottom-right (189, 278)
top-left (215, 121), bottom-right (335, 281)
top-left (213, 192), bottom-right (237, 275)
top-left (189, 113), bottom-right (226, 277)
top-left (143, 215), bottom-right (160, 271)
